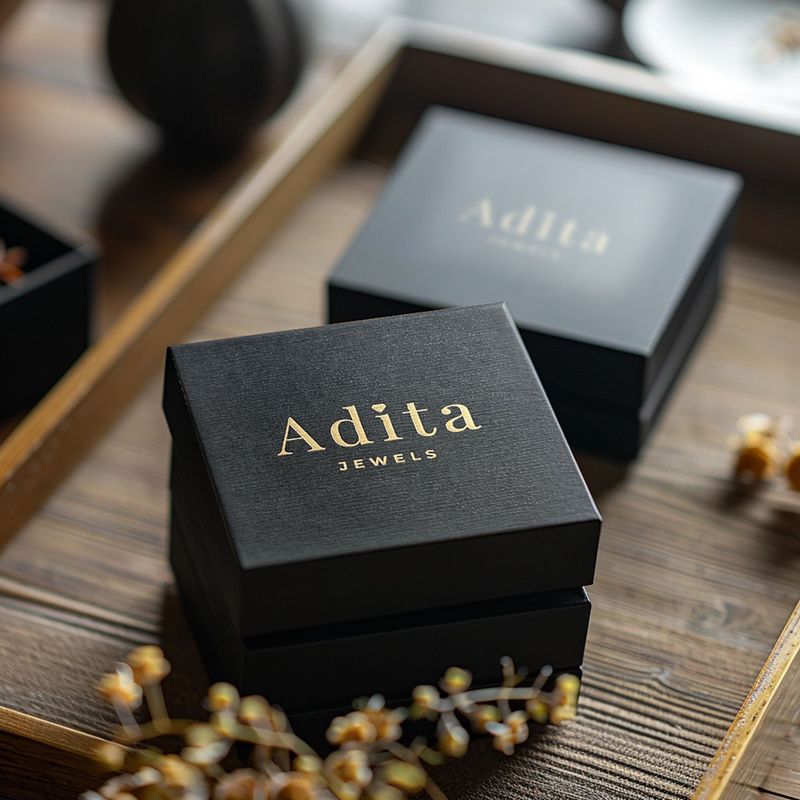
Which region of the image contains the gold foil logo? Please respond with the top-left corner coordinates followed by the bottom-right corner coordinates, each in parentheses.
top-left (277, 402), bottom-right (482, 472)
top-left (459, 197), bottom-right (609, 259)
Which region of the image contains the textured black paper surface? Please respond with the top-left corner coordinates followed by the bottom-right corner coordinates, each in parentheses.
top-left (163, 305), bottom-right (600, 636)
top-left (328, 107), bottom-right (741, 419)
top-left (171, 488), bottom-right (589, 713)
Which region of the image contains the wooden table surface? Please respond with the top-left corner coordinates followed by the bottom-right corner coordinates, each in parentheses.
top-left (1, 2), bottom-right (799, 799)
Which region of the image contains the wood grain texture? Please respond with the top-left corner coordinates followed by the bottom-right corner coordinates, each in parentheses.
top-left (1, 160), bottom-right (799, 799)
top-left (693, 603), bottom-right (800, 800)
top-left (762, 733), bottom-right (800, 799)
top-left (0, 729), bottom-right (98, 799)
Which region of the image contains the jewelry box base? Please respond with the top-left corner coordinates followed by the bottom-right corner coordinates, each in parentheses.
top-left (170, 504), bottom-right (589, 715)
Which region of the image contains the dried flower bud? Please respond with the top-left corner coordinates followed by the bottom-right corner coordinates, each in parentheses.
top-left (326, 711), bottom-right (376, 745)
top-left (184, 742), bottom-right (231, 767)
top-left (132, 767), bottom-right (161, 787)
top-left (127, 645), bottom-right (170, 685)
top-left (549, 704), bottom-right (577, 725)
top-left (733, 414), bottom-right (780, 483)
top-left (486, 711), bottom-right (528, 755)
top-left (437, 723), bottom-right (469, 758)
top-left (293, 755), bottom-right (323, 774)
top-left (411, 685), bottom-right (439, 712)
top-left (94, 741), bottom-right (127, 771)
top-left (269, 771), bottom-right (326, 800)
top-left (525, 698), bottom-right (550, 725)
top-left (785, 442), bottom-right (800, 491)
top-left (208, 682), bottom-right (240, 713)
top-left (185, 722), bottom-right (219, 747)
top-left (469, 705), bottom-right (502, 733)
top-left (737, 412), bottom-right (776, 437)
top-left (210, 711), bottom-right (240, 739)
top-left (238, 695), bottom-right (270, 725)
top-left (555, 673), bottom-right (581, 704)
top-left (378, 760), bottom-right (427, 793)
top-left (361, 695), bottom-right (406, 742)
top-left (440, 667), bottom-right (472, 694)
top-left (182, 722), bottom-right (229, 766)
top-left (93, 766), bottom-right (160, 800)
top-left (215, 768), bottom-right (267, 800)
top-left (267, 706), bottom-right (289, 733)
top-left (97, 664), bottom-right (142, 709)
top-left (735, 433), bottom-right (779, 482)
top-left (158, 754), bottom-right (205, 790)
top-left (325, 749), bottom-right (372, 789)
top-left (546, 673), bottom-right (580, 725)
top-left (329, 784), bottom-right (359, 800)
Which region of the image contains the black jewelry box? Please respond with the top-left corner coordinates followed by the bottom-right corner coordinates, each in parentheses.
top-left (1, 197), bottom-right (96, 417)
top-left (327, 108), bottom-right (743, 459)
top-left (170, 450), bottom-right (590, 713)
top-left (162, 304), bottom-right (601, 640)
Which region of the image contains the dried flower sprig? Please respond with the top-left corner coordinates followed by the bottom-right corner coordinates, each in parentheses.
top-left (83, 648), bottom-right (579, 800)
top-left (0, 239), bottom-right (27, 284)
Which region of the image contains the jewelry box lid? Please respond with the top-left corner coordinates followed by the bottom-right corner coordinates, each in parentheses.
top-left (163, 304), bottom-right (601, 637)
top-left (328, 107), bottom-right (743, 416)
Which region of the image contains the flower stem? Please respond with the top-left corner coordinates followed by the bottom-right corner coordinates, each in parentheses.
top-left (112, 699), bottom-right (141, 741)
top-left (144, 683), bottom-right (169, 733)
top-left (385, 742), bottom-right (450, 800)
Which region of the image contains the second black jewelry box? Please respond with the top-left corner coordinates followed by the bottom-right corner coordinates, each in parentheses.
top-left (327, 108), bottom-right (743, 459)
top-left (163, 305), bottom-right (600, 710)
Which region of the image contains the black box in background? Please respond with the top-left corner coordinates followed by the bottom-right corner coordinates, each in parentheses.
top-left (328, 108), bottom-right (743, 459)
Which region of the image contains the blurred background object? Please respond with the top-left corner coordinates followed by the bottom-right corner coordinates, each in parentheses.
top-left (0, 0), bottom-right (25, 30)
top-left (103, 0), bottom-right (616, 158)
top-left (312, 0), bottom-right (615, 54)
top-left (624, 0), bottom-right (800, 120)
top-left (106, 0), bottom-right (309, 159)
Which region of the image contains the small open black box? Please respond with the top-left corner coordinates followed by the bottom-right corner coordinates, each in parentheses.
top-left (1, 196), bottom-right (96, 417)
top-left (327, 108), bottom-right (743, 459)
top-left (163, 304), bottom-right (600, 710)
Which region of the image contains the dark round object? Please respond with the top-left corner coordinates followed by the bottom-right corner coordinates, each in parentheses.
top-left (106, 0), bottom-right (308, 159)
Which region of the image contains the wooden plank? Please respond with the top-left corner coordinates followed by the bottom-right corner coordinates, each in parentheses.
top-left (761, 733), bottom-right (800, 800)
top-left (693, 603), bottom-right (800, 800)
top-left (0, 728), bottom-right (98, 799)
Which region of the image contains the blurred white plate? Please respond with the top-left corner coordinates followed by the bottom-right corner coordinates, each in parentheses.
top-left (624, 0), bottom-right (800, 117)
top-left (313, 0), bottom-right (613, 55)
